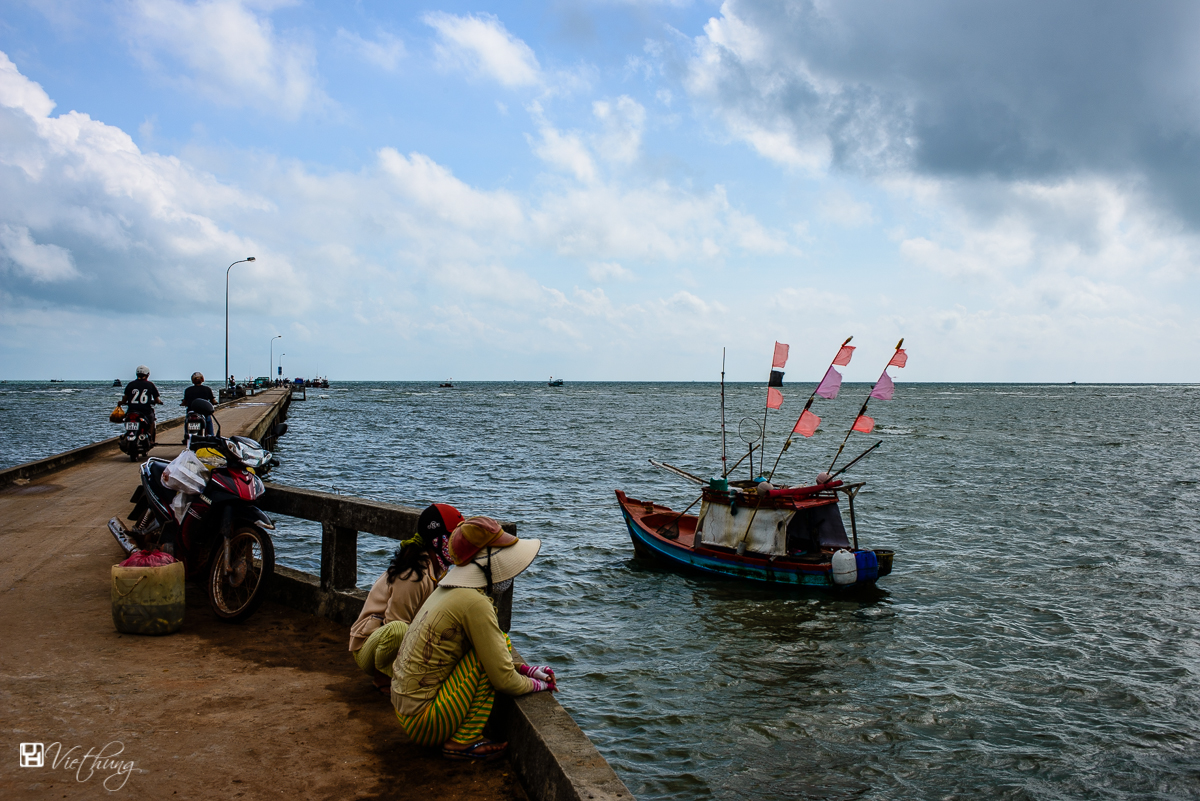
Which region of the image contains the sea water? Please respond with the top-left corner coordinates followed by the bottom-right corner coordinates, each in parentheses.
top-left (4, 380), bottom-right (1199, 800)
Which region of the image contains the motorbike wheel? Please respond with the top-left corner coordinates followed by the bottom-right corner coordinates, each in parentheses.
top-left (207, 525), bottom-right (275, 623)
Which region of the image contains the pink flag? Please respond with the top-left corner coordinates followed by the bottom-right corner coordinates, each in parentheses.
top-left (832, 344), bottom-right (855, 366)
top-left (870, 370), bottom-right (895, 400)
top-left (772, 342), bottom-right (789, 369)
top-left (852, 414), bottom-right (875, 434)
top-left (815, 366), bottom-right (842, 399)
top-left (888, 348), bottom-right (908, 368)
top-left (767, 388), bottom-right (783, 409)
top-left (792, 409), bottom-right (820, 438)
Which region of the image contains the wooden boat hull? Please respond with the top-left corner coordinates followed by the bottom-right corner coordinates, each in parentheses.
top-left (616, 490), bottom-right (892, 588)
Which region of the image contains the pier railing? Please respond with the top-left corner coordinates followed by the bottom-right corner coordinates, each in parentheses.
top-left (258, 484), bottom-right (514, 630)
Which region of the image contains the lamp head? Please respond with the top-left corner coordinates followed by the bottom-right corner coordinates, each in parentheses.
top-left (246, 256), bottom-right (256, 262)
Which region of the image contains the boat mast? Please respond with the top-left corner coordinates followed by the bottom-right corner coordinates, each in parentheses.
top-left (720, 348), bottom-right (727, 477)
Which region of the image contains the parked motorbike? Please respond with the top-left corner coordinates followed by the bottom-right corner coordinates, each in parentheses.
top-left (118, 410), bottom-right (155, 462)
top-left (109, 435), bottom-right (280, 622)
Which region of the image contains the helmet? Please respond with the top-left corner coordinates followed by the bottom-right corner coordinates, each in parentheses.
top-left (191, 372), bottom-right (204, 384)
top-left (135, 365), bottom-right (150, 378)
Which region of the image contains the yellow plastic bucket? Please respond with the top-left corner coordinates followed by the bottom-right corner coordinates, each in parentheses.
top-left (111, 561), bottom-right (185, 635)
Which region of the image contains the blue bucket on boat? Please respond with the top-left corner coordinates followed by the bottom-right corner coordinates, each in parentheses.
top-left (854, 550), bottom-right (879, 583)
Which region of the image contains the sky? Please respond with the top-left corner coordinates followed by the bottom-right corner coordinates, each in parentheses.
top-left (1, 0), bottom-right (1199, 383)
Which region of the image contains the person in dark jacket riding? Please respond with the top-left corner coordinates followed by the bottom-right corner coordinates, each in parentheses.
top-left (120, 365), bottom-right (163, 443)
top-left (181, 372), bottom-right (216, 434)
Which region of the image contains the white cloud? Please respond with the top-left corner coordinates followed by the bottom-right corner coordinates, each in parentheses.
top-left (817, 190), bottom-right (875, 228)
top-left (529, 124), bottom-right (597, 183)
top-left (593, 96), bottom-right (645, 164)
top-left (0, 224), bottom-right (78, 281)
top-left (335, 28), bottom-right (406, 72)
top-left (123, 0), bottom-right (325, 118)
top-left (424, 12), bottom-right (541, 88)
top-left (377, 149), bottom-right (524, 232)
top-left (588, 261), bottom-right (635, 282)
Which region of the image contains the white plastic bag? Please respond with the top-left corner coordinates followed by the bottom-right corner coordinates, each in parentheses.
top-left (162, 449), bottom-right (209, 494)
top-left (170, 491), bottom-right (194, 524)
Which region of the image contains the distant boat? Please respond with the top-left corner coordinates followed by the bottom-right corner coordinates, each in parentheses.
top-left (548, 376), bottom-right (564, 387)
top-left (439, 379), bottom-right (454, 388)
top-left (113, 379), bottom-right (122, 387)
top-left (50, 379), bottom-right (64, 383)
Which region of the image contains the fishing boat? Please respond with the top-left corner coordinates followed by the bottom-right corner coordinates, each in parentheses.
top-left (617, 477), bottom-right (891, 589)
top-left (548, 376), bottom-right (564, 386)
top-left (616, 339), bottom-right (906, 590)
top-left (112, 379), bottom-right (122, 387)
top-left (439, 379), bottom-right (454, 388)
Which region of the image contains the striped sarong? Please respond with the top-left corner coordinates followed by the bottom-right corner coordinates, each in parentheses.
top-left (395, 649), bottom-right (495, 746)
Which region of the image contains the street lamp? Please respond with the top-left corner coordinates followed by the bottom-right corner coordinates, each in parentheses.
top-left (270, 335), bottom-right (281, 383)
top-left (225, 256), bottom-right (256, 388)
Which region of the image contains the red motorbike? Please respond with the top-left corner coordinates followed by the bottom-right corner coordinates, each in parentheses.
top-left (109, 435), bottom-right (278, 622)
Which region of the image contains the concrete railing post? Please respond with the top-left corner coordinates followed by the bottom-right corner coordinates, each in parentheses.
top-left (321, 521), bottom-right (358, 591)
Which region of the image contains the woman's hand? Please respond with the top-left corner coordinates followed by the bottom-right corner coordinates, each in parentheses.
top-left (518, 664), bottom-right (557, 691)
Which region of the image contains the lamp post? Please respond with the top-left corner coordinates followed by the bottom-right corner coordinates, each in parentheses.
top-left (270, 335), bottom-right (281, 384)
top-left (225, 256), bottom-right (256, 388)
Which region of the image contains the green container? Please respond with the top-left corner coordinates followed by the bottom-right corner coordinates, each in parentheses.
top-left (708, 477), bottom-right (729, 492)
top-left (111, 561), bottom-right (185, 635)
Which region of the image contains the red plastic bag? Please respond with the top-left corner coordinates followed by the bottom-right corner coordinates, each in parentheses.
top-left (120, 550), bottom-right (176, 568)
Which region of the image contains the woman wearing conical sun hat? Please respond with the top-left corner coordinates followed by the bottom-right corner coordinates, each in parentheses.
top-left (391, 517), bottom-right (557, 762)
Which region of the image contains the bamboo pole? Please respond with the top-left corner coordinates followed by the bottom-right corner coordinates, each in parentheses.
top-left (766, 336), bottom-right (853, 482)
top-left (828, 338), bottom-right (903, 473)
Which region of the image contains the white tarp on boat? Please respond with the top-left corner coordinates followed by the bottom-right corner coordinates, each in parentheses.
top-left (696, 500), bottom-right (794, 556)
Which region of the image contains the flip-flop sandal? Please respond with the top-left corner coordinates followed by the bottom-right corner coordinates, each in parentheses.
top-left (442, 739), bottom-right (508, 762)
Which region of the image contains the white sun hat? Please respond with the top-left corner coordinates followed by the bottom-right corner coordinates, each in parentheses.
top-left (438, 539), bottom-right (542, 589)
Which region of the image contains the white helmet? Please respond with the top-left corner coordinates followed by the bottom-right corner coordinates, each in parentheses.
top-left (136, 365), bottom-right (150, 378)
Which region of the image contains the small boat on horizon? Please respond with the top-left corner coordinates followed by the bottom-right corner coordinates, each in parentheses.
top-left (113, 379), bottom-right (122, 387)
top-left (548, 376), bottom-right (564, 387)
top-left (439, 379), bottom-right (454, 388)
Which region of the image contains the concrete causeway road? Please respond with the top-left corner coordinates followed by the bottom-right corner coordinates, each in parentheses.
top-left (0, 389), bottom-right (526, 800)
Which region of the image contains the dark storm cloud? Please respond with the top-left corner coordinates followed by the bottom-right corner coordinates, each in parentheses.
top-left (691, 0), bottom-right (1200, 222)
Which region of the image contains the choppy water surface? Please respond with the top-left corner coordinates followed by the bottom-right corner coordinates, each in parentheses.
top-left (5, 380), bottom-right (1200, 799)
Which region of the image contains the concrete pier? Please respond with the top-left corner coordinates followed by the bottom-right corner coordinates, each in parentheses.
top-left (0, 389), bottom-right (632, 801)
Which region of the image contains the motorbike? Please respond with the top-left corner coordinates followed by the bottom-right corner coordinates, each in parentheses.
top-left (183, 398), bottom-right (219, 448)
top-left (109, 434), bottom-right (280, 622)
top-left (119, 409), bottom-right (155, 462)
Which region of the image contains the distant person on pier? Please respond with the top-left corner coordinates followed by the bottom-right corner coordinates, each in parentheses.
top-left (391, 517), bottom-right (556, 762)
top-left (181, 372), bottom-right (216, 435)
top-left (119, 364), bottom-right (162, 444)
top-left (349, 504), bottom-right (464, 695)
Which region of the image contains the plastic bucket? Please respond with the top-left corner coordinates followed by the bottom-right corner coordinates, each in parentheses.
top-left (111, 561), bottom-right (185, 635)
top-left (854, 549), bottom-right (879, 582)
top-left (873, 549), bottom-right (894, 578)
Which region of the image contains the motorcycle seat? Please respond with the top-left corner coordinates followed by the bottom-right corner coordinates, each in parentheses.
top-left (147, 461), bottom-right (176, 506)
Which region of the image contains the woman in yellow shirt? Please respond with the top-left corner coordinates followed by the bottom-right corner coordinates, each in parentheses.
top-left (391, 517), bottom-right (557, 761)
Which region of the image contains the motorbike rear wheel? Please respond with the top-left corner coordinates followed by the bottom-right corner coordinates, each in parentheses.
top-left (207, 524), bottom-right (275, 622)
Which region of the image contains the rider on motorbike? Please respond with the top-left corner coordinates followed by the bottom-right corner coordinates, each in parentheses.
top-left (120, 364), bottom-right (163, 444)
top-left (182, 372), bottom-right (216, 435)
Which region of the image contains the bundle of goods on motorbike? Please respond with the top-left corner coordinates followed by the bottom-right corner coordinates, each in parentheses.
top-left (108, 434), bottom-right (279, 623)
top-left (616, 337), bottom-right (906, 590)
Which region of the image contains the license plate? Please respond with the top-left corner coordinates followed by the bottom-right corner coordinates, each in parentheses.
top-left (125, 422), bottom-right (139, 430)
top-left (187, 423), bottom-right (201, 432)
